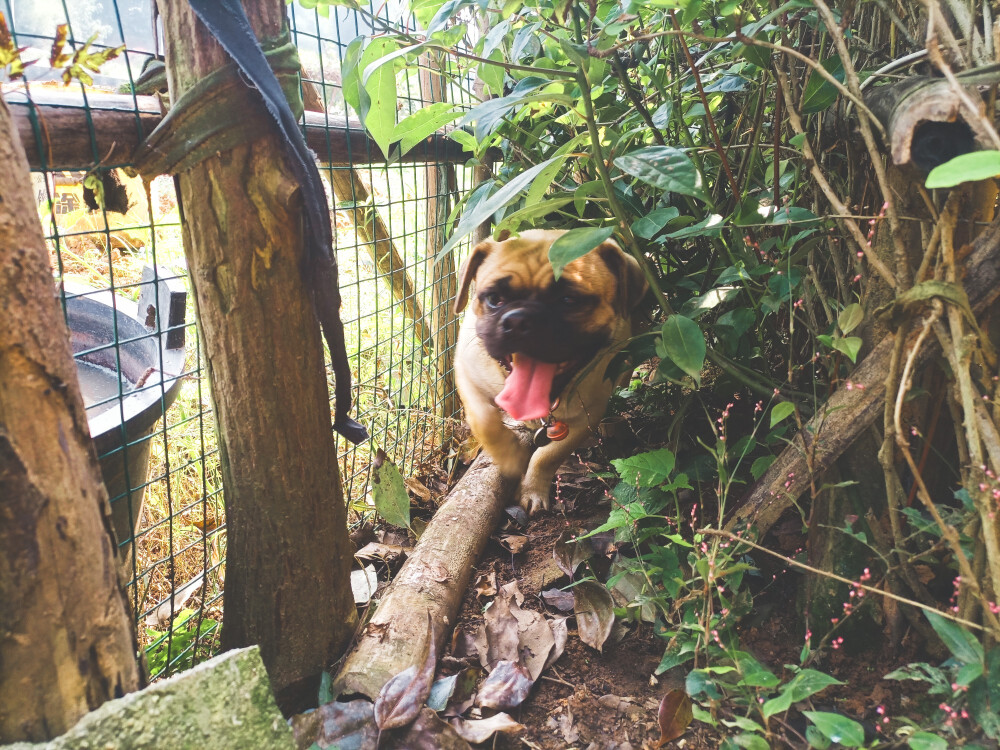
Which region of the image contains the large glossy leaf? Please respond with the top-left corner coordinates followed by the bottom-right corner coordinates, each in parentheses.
top-left (926, 150), bottom-right (1000, 188)
top-left (659, 315), bottom-right (706, 385)
top-left (762, 669), bottom-right (843, 718)
top-left (802, 711), bottom-right (865, 748)
top-left (393, 101), bottom-right (462, 156)
top-left (615, 146), bottom-right (708, 201)
top-left (800, 56), bottom-right (845, 114)
top-left (442, 156), bottom-right (563, 253)
top-left (611, 447), bottom-right (676, 488)
top-left (372, 449), bottom-right (410, 528)
top-left (548, 227), bottom-right (614, 279)
top-left (925, 610), bottom-right (983, 665)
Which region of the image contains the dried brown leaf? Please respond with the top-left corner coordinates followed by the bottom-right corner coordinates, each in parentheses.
top-left (475, 660), bottom-right (534, 710)
top-left (374, 615), bottom-right (438, 730)
top-left (484, 592), bottom-right (521, 668)
top-left (656, 689), bottom-right (693, 746)
top-left (449, 712), bottom-right (524, 744)
top-left (499, 534), bottom-right (528, 554)
top-left (541, 588), bottom-right (575, 612)
top-left (397, 707), bottom-right (473, 749)
top-left (554, 528), bottom-right (593, 577)
top-left (289, 699), bottom-right (378, 750)
top-left (474, 570), bottom-right (497, 598)
top-left (573, 580), bottom-right (616, 652)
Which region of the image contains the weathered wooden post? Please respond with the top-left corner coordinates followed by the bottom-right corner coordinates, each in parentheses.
top-left (0, 95), bottom-right (141, 742)
top-left (154, 0), bottom-right (357, 710)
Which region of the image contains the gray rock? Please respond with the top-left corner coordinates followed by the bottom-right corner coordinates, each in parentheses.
top-left (3, 647), bottom-right (295, 750)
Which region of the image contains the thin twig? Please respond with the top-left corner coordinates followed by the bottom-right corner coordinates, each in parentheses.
top-left (699, 528), bottom-right (991, 633)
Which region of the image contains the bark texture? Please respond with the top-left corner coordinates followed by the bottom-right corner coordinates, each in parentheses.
top-left (333, 454), bottom-right (512, 699)
top-left (0, 95), bottom-right (140, 742)
top-left (156, 0), bottom-right (356, 710)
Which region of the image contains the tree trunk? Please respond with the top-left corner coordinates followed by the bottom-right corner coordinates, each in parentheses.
top-left (0, 95), bottom-right (141, 742)
top-left (156, 0), bottom-right (357, 712)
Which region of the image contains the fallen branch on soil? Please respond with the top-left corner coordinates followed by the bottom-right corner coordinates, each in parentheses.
top-left (332, 453), bottom-right (514, 700)
top-left (730, 214), bottom-right (1000, 536)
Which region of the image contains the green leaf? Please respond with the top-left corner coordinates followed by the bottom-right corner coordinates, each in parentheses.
top-left (612, 448), bottom-right (676, 487)
top-left (632, 207), bottom-right (680, 239)
top-left (750, 455), bottom-right (776, 480)
top-left (801, 711), bottom-right (865, 748)
top-left (548, 227), bottom-right (615, 279)
top-left (615, 146), bottom-right (708, 202)
top-left (393, 102), bottom-right (462, 155)
top-left (497, 196), bottom-right (575, 234)
top-left (665, 213), bottom-right (724, 239)
top-left (924, 610), bottom-right (983, 665)
top-left (372, 449), bottom-right (410, 528)
top-left (907, 732), bottom-right (949, 750)
top-left (340, 37), bottom-right (366, 115)
top-left (762, 669), bottom-right (842, 718)
top-left (926, 150), bottom-right (1000, 189)
top-left (410, 0), bottom-right (448, 27)
top-left (800, 56), bottom-right (845, 114)
top-left (770, 402), bottom-right (795, 428)
top-left (838, 303), bottom-right (863, 334)
top-left (830, 336), bottom-right (862, 363)
top-left (442, 156), bottom-right (564, 253)
top-left (659, 316), bottom-right (706, 385)
top-left (359, 40), bottom-right (402, 159)
top-left (731, 733), bottom-right (770, 750)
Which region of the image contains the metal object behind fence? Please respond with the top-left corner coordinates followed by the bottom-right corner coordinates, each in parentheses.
top-left (4, 0), bottom-right (471, 679)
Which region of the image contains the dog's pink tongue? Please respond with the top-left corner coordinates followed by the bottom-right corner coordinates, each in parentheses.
top-left (496, 354), bottom-right (558, 421)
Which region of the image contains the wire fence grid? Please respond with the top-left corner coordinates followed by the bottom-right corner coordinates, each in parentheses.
top-left (3, 0), bottom-right (474, 679)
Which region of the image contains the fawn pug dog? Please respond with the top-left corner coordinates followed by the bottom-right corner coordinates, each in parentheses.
top-left (454, 229), bottom-right (647, 514)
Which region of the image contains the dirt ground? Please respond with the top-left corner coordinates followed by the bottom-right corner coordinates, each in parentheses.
top-left (420, 448), bottom-right (935, 749)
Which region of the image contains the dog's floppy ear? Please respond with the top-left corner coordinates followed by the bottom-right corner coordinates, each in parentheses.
top-left (454, 239), bottom-right (495, 314)
top-left (599, 240), bottom-right (649, 315)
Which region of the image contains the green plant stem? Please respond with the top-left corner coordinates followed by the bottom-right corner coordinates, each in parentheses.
top-left (574, 66), bottom-right (673, 315)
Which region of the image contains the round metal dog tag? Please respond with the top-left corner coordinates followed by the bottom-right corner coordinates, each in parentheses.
top-left (533, 426), bottom-right (552, 447)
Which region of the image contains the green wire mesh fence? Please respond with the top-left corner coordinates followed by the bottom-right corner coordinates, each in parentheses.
top-left (4, 0), bottom-right (474, 679)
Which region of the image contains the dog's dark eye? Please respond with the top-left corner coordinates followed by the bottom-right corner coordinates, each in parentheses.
top-left (562, 295), bottom-right (578, 307)
top-left (484, 292), bottom-right (504, 309)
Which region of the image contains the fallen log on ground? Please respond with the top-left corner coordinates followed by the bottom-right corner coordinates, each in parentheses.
top-left (333, 453), bottom-right (513, 700)
top-left (730, 213), bottom-right (1000, 536)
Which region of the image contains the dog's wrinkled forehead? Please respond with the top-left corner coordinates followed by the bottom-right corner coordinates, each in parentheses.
top-left (476, 230), bottom-right (614, 297)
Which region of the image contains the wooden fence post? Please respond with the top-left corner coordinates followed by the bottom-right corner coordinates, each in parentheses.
top-left (156, 0), bottom-right (357, 711)
top-left (0, 95), bottom-right (140, 742)
top-left (421, 53), bottom-right (461, 424)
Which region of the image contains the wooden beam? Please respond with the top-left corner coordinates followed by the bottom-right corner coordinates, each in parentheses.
top-left (6, 88), bottom-right (470, 171)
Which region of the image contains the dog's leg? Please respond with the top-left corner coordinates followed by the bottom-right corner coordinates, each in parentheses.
top-left (464, 397), bottom-right (533, 480)
top-left (519, 419), bottom-right (592, 514)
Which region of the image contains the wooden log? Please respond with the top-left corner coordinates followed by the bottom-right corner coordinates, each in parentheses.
top-left (730, 214), bottom-right (1000, 536)
top-left (6, 88), bottom-right (469, 171)
top-left (332, 454), bottom-right (513, 699)
top-left (156, 0), bottom-right (357, 712)
top-left (328, 169), bottom-right (434, 354)
top-left (0, 94), bottom-right (140, 742)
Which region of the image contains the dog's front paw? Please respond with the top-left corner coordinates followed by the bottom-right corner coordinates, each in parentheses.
top-left (519, 484), bottom-right (552, 515)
